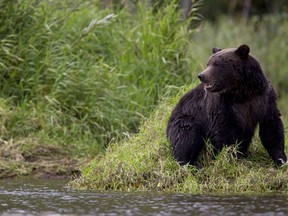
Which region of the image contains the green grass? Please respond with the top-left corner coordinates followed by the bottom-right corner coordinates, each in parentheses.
top-left (70, 85), bottom-right (288, 194)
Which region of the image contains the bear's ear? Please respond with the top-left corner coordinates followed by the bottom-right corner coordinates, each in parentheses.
top-left (235, 44), bottom-right (250, 59)
top-left (212, 47), bottom-right (221, 54)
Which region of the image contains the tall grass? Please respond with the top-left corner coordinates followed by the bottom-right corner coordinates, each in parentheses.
top-left (0, 0), bottom-right (199, 157)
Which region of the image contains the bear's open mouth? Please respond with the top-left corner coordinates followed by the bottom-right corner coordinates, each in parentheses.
top-left (203, 82), bottom-right (221, 92)
top-left (204, 83), bottom-right (213, 90)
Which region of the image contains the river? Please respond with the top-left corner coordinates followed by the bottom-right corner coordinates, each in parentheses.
top-left (0, 178), bottom-right (287, 215)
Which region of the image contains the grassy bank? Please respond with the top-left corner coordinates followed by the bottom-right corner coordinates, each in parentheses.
top-left (70, 85), bottom-right (288, 194)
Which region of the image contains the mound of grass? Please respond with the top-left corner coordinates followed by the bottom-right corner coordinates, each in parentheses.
top-left (70, 85), bottom-right (288, 194)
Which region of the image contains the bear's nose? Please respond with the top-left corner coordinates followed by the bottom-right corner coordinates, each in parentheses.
top-left (198, 73), bottom-right (205, 82)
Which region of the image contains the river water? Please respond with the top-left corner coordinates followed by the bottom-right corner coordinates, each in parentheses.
top-left (0, 178), bottom-right (287, 215)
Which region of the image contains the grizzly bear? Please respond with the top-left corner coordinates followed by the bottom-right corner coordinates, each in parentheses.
top-left (166, 44), bottom-right (287, 166)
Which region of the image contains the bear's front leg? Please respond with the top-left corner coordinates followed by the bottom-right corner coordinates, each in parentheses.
top-left (167, 117), bottom-right (205, 165)
top-left (259, 110), bottom-right (287, 166)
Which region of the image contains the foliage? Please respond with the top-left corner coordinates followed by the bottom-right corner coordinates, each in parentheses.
top-left (0, 0), bottom-right (198, 156)
top-left (70, 85), bottom-right (288, 194)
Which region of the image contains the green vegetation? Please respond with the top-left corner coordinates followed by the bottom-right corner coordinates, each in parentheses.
top-left (0, 0), bottom-right (199, 177)
top-left (70, 86), bottom-right (288, 194)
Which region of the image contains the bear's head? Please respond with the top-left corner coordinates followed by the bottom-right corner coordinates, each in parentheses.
top-left (198, 44), bottom-right (268, 99)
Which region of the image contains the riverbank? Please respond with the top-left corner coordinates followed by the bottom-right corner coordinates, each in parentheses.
top-left (0, 137), bottom-right (81, 179)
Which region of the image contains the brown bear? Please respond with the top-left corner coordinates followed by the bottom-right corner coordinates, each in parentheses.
top-left (166, 44), bottom-right (287, 166)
